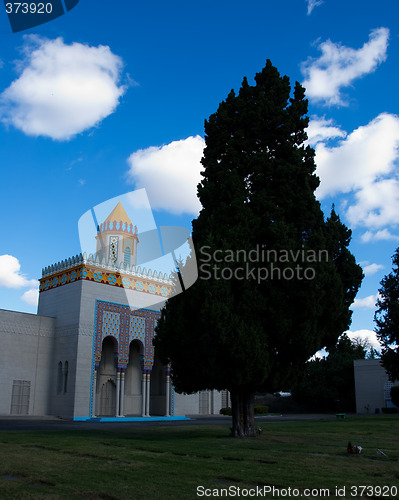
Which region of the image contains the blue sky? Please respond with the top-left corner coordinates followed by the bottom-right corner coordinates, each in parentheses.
top-left (1, 0), bottom-right (398, 351)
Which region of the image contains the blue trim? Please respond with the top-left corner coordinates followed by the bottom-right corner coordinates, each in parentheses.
top-left (89, 300), bottom-right (99, 417)
top-left (73, 416), bottom-right (190, 422)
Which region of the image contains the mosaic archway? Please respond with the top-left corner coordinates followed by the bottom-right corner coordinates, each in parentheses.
top-left (91, 300), bottom-right (163, 417)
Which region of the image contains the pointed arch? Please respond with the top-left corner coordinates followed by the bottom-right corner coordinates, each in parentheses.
top-left (96, 336), bottom-right (118, 416)
top-left (150, 348), bottom-right (168, 415)
top-left (123, 339), bottom-right (144, 415)
top-left (124, 246), bottom-right (131, 267)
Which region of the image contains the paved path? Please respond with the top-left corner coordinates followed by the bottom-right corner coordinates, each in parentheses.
top-left (0, 414), bottom-right (339, 432)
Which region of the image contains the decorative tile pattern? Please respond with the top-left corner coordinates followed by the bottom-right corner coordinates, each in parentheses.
top-left (102, 312), bottom-right (120, 340)
top-left (39, 263), bottom-right (173, 298)
top-left (109, 236), bottom-right (118, 264)
top-left (93, 300), bottom-right (161, 371)
top-left (129, 316), bottom-right (146, 342)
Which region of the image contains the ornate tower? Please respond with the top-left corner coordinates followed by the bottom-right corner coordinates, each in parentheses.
top-left (38, 200), bottom-right (173, 419)
top-left (96, 202), bottom-right (139, 268)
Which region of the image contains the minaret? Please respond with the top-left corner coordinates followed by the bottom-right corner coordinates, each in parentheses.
top-left (96, 202), bottom-right (139, 268)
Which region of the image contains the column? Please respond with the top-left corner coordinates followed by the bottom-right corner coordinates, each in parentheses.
top-left (116, 371), bottom-right (121, 417)
top-left (141, 370), bottom-right (146, 417)
top-left (146, 371), bottom-right (151, 417)
top-left (92, 370), bottom-right (97, 417)
top-left (165, 370), bottom-right (170, 417)
top-left (120, 370), bottom-right (125, 417)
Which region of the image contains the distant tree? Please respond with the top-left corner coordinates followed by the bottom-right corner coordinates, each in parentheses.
top-left (351, 336), bottom-right (380, 359)
top-left (154, 61), bottom-right (363, 437)
top-left (367, 347), bottom-right (380, 360)
top-left (352, 336), bottom-right (372, 353)
top-left (375, 248), bottom-right (399, 381)
top-left (291, 334), bottom-right (367, 412)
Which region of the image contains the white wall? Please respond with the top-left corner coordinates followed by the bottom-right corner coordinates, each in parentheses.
top-left (0, 309), bottom-right (55, 416)
top-left (354, 359), bottom-right (399, 413)
top-left (173, 390), bottom-right (224, 416)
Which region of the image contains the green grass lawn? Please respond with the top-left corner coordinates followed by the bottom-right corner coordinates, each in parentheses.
top-left (0, 415), bottom-right (398, 499)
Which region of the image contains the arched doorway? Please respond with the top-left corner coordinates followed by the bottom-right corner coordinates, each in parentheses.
top-left (150, 353), bottom-right (168, 416)
top-left (124, 340), bottom-right (143, 415)
top-left (96, 336), bottom-right (117, 416)
top-left (99, 379), bottom-right (116, 416)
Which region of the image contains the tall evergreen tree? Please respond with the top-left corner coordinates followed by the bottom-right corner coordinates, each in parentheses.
top-left (375, 248), bottom-right (399, 381)
top-left (154, 60), bottom-right (363, 436)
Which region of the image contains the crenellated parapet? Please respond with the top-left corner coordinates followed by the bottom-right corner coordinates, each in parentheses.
top-left (40, 253), bottom-right (174, 298)
top-left (42, 253), bottom-right (85, 277)
top-left (98, 220), bottom-right (138, 237)
top-left (42, 253), bottom-right (172, 282)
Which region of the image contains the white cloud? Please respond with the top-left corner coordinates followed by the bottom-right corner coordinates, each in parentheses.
top-left (361, 229), bottom-right (399, 243)
top-left (301, 27), bottom-right (389, 105)
top-left (315, 113), bottom-right (399, 229)
top-left (307, 116), bottom-right (346, 146)
top-left (351, 294), bottom-right (379, 309)
top-left (346, 178), bottom-right (399, 228)
top-left (21, 288), bottom-right (39, 307)
top-left (306, 0), bottom-right (323, 15)
top-left (0, 255), bottom-right (37, 288)
top-left (0, 36), bottom-right (126, 140)
top-left (127, 136), bottom-right (205, 215)
top-left (362, 263), bottom-right (384, 276)
top-left (346, 329), bottom-right (381, 350)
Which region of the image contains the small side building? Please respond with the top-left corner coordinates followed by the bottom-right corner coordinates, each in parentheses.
top-left (354, 359), bottom-right (398, 414)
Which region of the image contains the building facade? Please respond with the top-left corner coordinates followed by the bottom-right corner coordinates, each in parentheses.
top-left (0, 202), bottom-right (224, 419)
top-left (354, 359), bottom-right (398, 414)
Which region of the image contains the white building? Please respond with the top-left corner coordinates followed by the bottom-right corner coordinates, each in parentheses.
top-left (354, 359), bottom-right (398, 414)
top-left (0, 202), bottom-right (224, 419)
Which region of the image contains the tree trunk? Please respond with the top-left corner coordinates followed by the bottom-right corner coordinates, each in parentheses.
top-left (230, 389), bottom-right (255, 437)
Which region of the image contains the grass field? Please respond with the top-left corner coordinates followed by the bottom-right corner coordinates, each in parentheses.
top-left (0, 415), bottom-right (398, 499)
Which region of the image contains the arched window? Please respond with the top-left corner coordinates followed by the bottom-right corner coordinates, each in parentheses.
top-left (63, 361), bottom-right (69, 393)
top-left (124, 246), bottom-right (131, 267)
top-left (57, 362), bottom-right (63, 394)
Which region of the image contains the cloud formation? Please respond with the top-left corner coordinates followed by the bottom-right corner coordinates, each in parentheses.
top-left (307, 116), bottom-right (346, 146)
top-left (0, 254), bottom-right (37, 288)
top-left (21, 288), bottom-right (39, 307)
top-left (301, 28), bottom-right (389, 105)
top-left (362, 263), bottom-right (384, 276)
top-left (127, 136), bottom-right (205, 215)
top-left (0, 36), bottom-right (125, 140)
top-left (306, 0), bottom-right (323, 15)
top-left (361, 229), bottom-right (399, 243)
top-left (314, 113), bottom-right (399, 229)
top-left (351, 294), bottom-right (379, 309)
top-left (346, 329), bottom-right (381, 350)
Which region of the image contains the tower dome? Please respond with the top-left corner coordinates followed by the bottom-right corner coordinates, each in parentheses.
top-left (96, 202), bottom-right (139, 267)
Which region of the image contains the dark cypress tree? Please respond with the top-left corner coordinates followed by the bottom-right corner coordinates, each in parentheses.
top-left (154, 60), bottom-right (363, 436)
top-left (375, 248), bottom-right (399, 381)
